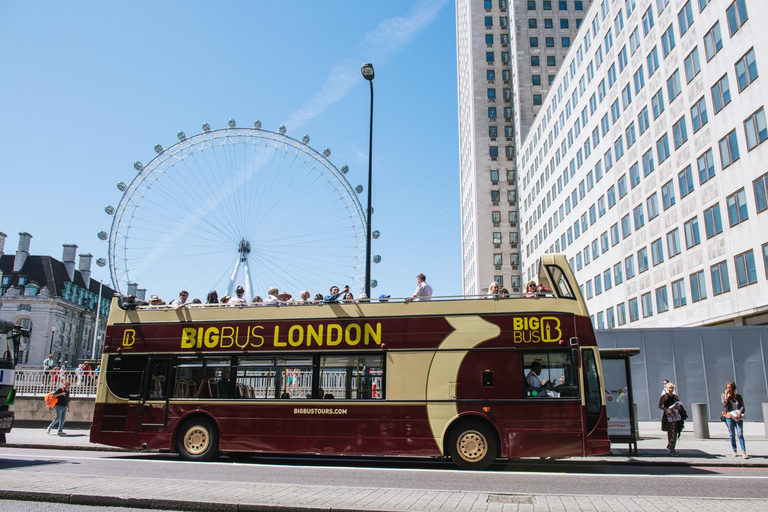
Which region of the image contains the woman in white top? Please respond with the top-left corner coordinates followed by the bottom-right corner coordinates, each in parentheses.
top-left (485, 281), bottom-right (500, 299)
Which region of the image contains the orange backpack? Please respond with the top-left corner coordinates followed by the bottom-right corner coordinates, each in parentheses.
top-left (44, 392), bottom-right (57, 409)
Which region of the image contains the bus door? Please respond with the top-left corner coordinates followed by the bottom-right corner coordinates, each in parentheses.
top-left (580, 347), bottom-right (605, 452)
top-left (140, 357), bottom-right (172, 427)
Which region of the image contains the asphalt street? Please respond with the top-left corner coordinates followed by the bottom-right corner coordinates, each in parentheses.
top-left (2, 447), bottom-right (768, 500)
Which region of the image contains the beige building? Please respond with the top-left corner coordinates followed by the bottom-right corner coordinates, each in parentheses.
top-left (457, 0), bottom-right (592, 295)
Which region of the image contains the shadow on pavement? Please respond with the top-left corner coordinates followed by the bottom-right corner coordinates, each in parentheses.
top-left (0, 458), bottom-right (68, 470)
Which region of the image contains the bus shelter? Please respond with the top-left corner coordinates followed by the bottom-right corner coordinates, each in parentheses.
top-left (599, 348), bottom-right (640, 455)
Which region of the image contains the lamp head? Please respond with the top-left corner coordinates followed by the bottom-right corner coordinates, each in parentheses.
top-left (361, 63), bottom-right (375, 81)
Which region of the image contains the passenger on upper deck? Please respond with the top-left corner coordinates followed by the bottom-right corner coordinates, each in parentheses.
top-left (378, 294), bottom-right (390, 303)
top-left (324, 285), bottom-right (349, 304)
top-left (358, 293), bottom-right (369, 302)
top-left (313, 293), bottom-right (324, 303)
top-left (499, 287), bottom-right (510, 298)
top-left (252, 296), bottom-right (263, 304)
top-left (148, 295), bottom-right (166, 306)
top-left (485, 281), bottom-right (500, 299)
top-left (277, 291), bottom-right (293, 303)
top-left (264, 287), bottom-right (281, 305)
top-left (406, 273), bottom-right (432, 302)
top-left (227, 286), bottom-right (248, 306)
top-left (524, 280), bottom-right (538, 298)
top-left (206, 290), bottom-right (219, 304)
top-left (342, 292), bottom-right (355, 303)
top-left (295, 290), bottom-right (311, 304)
top-left (170, 290), bottom-right (189, 307)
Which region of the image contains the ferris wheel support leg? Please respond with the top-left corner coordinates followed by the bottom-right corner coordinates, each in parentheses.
top-left (243, 258), bottom-right (254, 302)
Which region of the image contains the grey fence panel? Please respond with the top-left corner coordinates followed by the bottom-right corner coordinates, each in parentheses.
top-left (597, 327), bottom-right (768, 421)
top-left (673, 330), bottom-right (707, 422)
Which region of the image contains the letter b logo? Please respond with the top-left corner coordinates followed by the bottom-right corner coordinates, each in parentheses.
top-left (122, 329), bottom-right (136, 347)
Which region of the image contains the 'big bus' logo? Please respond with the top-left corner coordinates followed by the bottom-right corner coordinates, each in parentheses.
top-left (511, 316), bottom-right (562, 344)
top-left (122, 329), bottom-right (136, 347)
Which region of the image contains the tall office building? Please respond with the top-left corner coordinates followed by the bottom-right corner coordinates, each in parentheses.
top-left (457, 0), bottom-right (591, 295)
top-left (518, 0), bottom-right (768, 327)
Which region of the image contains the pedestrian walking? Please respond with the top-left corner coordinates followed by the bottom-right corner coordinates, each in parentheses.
top-left (722, 381), bottom-right (749, 459)
top-left (46, 380), bottom-right (71, 436)
top-left (659, 381), bottom-right (683, 456)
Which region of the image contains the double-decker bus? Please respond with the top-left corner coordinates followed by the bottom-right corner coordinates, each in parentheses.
top-left (90, 254), bottom-right (609, 469)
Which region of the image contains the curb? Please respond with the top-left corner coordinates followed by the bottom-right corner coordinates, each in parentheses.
top-left (0, 489), bottom-right (376, 512)
top-left (0, 442), bottom-right (132, 452)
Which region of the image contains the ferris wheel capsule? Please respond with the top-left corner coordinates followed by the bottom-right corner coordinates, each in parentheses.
top-left (104, 205), bottom-right (115, 215)
top-left (302, 135), bottom-right (310, 144)
top-left (96, 258), bottom-right (107, 267)
top-left (133, 161), bottom-right (143, 171)
top-left (202, 123), bottom-right (211, 133)
top-left (97, 231), bottom-right (108, 241)
top-left (279, 125), bottom-right (287, 135)
top-left (355, 185), bottom-right (364, 194)
top-left (340, 165), bottom-right (349, 174)
top-left (177, 131), bottom-right (186, 141)
top-left (117, 181), bottom-right (127, 192)
top-left (254, 120), bottom-right (262, 129)
top-left (372, 230), bottom-right (380, 239)
top-left (373, 255), bottom-right (381, 264)
top-left (154, 144), bottom-right (163, 154)
top-left (371, 280), bottom-right (378, 288)
top-left (323, 148), bottom-right (331, 158)
top-left (228, 119), bottom-right (236, 129)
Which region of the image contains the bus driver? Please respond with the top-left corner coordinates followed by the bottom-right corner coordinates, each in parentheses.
top-left (526, 361), bottom-right (549, 396)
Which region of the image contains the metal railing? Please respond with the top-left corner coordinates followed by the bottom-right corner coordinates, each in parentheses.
top-left (14, 369), bottom-right (99, 397)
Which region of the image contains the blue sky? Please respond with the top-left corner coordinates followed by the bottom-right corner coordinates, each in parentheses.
top-left (0, 1), bottom-right (461, 299)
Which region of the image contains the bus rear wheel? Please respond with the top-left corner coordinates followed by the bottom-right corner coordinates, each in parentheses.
top-left (448, 421), bottom-right (497, 470)
top-left (177, 417), bottom-right (219, 462)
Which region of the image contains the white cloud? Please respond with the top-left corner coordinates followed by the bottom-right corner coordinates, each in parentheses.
top-left (283, 0), bottom-right (450, 130)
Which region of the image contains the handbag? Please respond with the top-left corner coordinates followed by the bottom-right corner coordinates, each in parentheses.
top-left (44, 392), bottom-right (57, 410)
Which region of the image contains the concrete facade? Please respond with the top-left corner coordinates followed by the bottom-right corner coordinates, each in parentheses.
top-left (519, 0), bottom-right (768, 327)
top-left (457, 0), bottom-right (592, 296)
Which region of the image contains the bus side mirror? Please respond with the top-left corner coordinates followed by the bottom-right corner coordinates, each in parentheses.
top-left (572, 347), bottom-right (581, 369)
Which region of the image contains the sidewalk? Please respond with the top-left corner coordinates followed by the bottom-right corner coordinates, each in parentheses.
top-left (4, 421), bottom-right (767, 465)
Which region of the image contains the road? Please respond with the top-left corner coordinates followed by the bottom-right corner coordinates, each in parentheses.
top-left (2, 448), bottom-right (768, 503)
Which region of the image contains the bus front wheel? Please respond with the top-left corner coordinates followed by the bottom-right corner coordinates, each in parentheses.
top-left (177, 417), bottom-right (219, 462)
top-left (448, 421), bottom-right (497, 470)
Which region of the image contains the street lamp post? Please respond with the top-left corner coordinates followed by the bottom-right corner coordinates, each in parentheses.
top-left (361, 62), bottom-right (375, 298)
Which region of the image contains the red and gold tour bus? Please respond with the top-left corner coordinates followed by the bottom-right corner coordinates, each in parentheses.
top-left (90, 254), bottom-right (609, 469)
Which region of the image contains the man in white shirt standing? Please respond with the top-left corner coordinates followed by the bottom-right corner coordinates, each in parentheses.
top-left (227, 286), bottom-right (248, 305)
top-left (406, 273), bottom-right (433, 302)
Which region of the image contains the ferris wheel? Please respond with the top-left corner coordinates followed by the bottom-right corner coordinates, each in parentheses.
top-left (98, 120), bottom-right (376, 302)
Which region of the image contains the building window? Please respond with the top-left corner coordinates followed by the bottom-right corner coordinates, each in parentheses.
top-left (651, 238), bottom-right (664, 266)
top-left (684, 216), bottom-right (701, 248)
top-left (652, 89), bottom-right (665, 119)
top-left (719, 129), bottom-right (740, 169)
top-left (621, 214), bottom-right (631, 239)
top-left (607, 307), bottom-right (615, 328)
top-left (656, 286), bottom-right (669, 313)
top-left (492, 211), bottom-right (501, 224)
top-left (489, 146), bottom-right (499, 158)
top-left (485, 16), bottom-right (493, 27)
top-left (617, 302), bottom-right (627, 326)
top-left (629, 298), bottom-right (640, 322)
top-left (726, 0), bottom-right (749, 36)
top-left (530, 37), bottom-right (539, 47)
top-left (726, 188), bottom-right (749, 226)
top-left (691, 270), bottom-right (707, 302)
top-left (764, 243), bottom-right (768, 279)
top-left (684, 47), bottom-right (701, 83)
top-left (546, 37), bottom-right (555, 48)
top-left (704, 203), bottom-right (723, 238)
top-left (642, 6), bottom-right (655, 36)
top-left (647, 47), bottom-right (660, 76)
top-left (672, 279), bottom-right (687, 308)
top-left (625, 254), bottom-right (636, 279)
top-left (755, 172), bottom-right (768, 213)
top-left (529, 18), bottom-right (538, 29)
top-left (633, 204), bottom-right (645, 230)
top-left (735, 49), bottom-right (759, 92)
top-left (490, 169), bottom-right (499, 183)
top-left (667, 228), bottom-right (681, 257)
top-left (697, 149), bottom-right (716, 185)
top-left (711, 261), bottom-right (731, 295)
top-left (487, 70), bottom-right (495, 81)
top-left (744, 108), bottom-right (768, 150)
top-left (679, 1), bottom-right (694, 36)
top-left (662, 24), bottom-right (676, 57)
top-left (532, 75), bottom-right (541, 86)
top-left (547, 55), bottom-right (556, 66)
top-left (630, 27), bottom-right (640, 55)
top-left (614, 262), bottom-right (624, 284)
top-left (638, 107), bottom-right (650, 134)
top-left (673, 117), bottom-right (688, 149)
top-left (618, 174), bottom-right (628, 199)
top-left (662, 180), bottom-right (676, 210)
top-left (667, 70), bottom-right (682, 102)
top-left (531, 56), bottom-right (540, 67)
top-left (704, 22), bottom-right (723, 61)
top-left (712, 75), bottom-right (732, 114)
top-left (641, 292), bottom-right (653, 318)
top-left (626, 122), bottom-right (636, 148)
top-left (533, 94), bottom-right (542, 105)
top-left (691, 97), bottom-right (708, 133)
top-left (638, 247), bottom-right (649, 273)
top-left (630, 162), bottom-right (641, 188)
top-left (734, 250), bottom-right (757, 287)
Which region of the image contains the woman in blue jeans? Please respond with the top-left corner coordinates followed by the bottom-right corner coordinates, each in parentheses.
top-left (722, 381), bottom-right (748, 459)
top-left (47, 380), bottom-right (71, 436)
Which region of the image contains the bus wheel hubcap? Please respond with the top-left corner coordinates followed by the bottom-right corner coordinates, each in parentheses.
top-left (184, 426), bottom-right (209, 455)
top-left (458, 430), bottom-right (486, 461)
